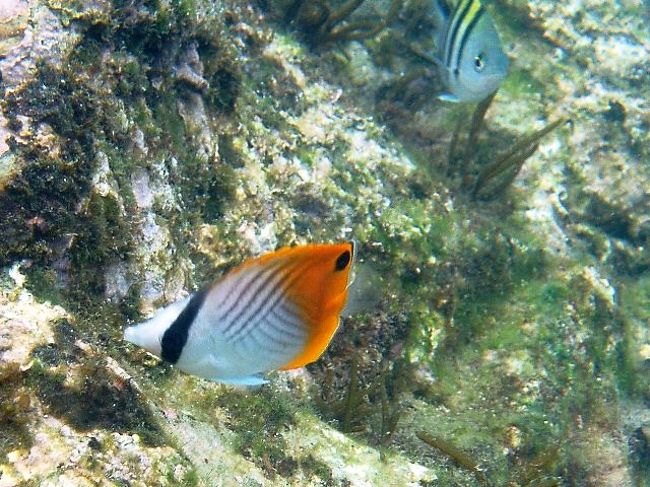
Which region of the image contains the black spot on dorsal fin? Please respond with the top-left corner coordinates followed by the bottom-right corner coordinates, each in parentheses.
top-left (161, 287), bottom-right (209, 364)
top-left (335, 249), bottom-right (351, 272)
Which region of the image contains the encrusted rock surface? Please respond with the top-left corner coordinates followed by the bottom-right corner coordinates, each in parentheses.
top-left (0, 1), bottom-right (648, 486)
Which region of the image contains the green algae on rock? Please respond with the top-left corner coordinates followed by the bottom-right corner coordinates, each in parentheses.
top-left (0, 0), bottom-right (648, 485)
top-left (0, 266), bottom-right (200, 486)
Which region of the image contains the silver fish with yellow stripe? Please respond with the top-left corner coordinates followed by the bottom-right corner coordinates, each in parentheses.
top-left (124, 242), bottom-right (354, 386)
top-left (433, 0), bottom-right (509, 102)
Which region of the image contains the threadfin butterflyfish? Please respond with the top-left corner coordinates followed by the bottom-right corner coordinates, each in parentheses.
top-left (432, 0), bottom-right (509, 103)
top-left (124, 242), bottom-right (355, 386)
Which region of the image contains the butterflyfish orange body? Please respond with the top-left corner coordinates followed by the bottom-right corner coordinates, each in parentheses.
top-left (124, 242), bottom-right (354, 385)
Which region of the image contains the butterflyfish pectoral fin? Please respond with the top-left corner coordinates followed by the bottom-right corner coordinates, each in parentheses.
top-left (276, 241), bottom-right (355, 370)
top-left (341, 262), bottom-right (383, 316)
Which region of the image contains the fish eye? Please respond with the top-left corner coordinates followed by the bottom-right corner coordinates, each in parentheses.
top-left (474, 54), bottom-right (485, 72)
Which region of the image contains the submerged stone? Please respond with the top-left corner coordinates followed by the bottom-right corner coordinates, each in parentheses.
top-left (0, 0), bottom-right (648, 485)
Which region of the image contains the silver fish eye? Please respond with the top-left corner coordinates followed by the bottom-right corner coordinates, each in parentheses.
top-left (474, 54), bottom-right (485, 72)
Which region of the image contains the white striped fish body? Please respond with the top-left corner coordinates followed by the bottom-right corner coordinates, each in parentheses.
top-left (124, 243), bottom-right (354, 386)
top-left (177, 263), bottom-right (311, 384)
top-left (434, 0), bottom-right (509, 102)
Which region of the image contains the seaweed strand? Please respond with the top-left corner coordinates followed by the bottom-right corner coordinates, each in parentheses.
top-left (472, 117), bottom-right (568, 198)
top-left (325, 0), bottom-right (365, 27)
top-left (341, 356), bottom-right (362, 432)
top-left (295, 0), bottom-right (402, 45)
top-left (417, 431), bottom-right (491, 486)
top-left (468, 92), bottom-right (496, 149)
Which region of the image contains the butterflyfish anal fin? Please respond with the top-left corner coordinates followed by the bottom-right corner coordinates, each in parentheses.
top-left (438, 92), bottom-right (460, 102)
top-left (214, 375), bottom-right (268, 386)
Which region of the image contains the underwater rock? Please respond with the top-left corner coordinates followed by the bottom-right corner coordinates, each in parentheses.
top-left (0, 1), bottom-right (73, 178)
top-left (174, 41), bottom-right (216, 163)
top-left (0, 0), bottom-right (648, 485)
top-left (525, 0), bottom-right (650, 267)
top-left (0, 265), bottom-right (62, 366)
top-left (0, 1), bottom-right (73, 85)
top-left (0, 0), bottom-right (29, 45)
top-left (0, 1), bottom-right (435, 483)
top-left (0, 267), bottom-right (196, 486)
